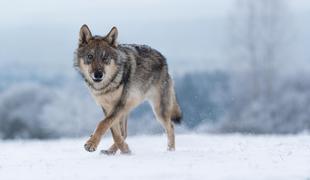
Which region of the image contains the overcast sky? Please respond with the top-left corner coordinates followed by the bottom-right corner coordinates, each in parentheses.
top-left (1, 0), bottom-right (309, 26)
top-left (0, 0), bottom-right (309, 74)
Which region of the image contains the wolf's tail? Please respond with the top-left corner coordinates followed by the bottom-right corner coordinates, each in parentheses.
top-left (170, 94), bottom-right (182, 124)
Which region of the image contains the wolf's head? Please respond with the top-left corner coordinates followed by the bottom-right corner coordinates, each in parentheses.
top-left (75, 25), bottom-right (122, 90)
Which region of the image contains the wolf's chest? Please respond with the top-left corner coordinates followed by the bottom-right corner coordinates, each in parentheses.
top-left (89, 87), bottom-right (123, 114)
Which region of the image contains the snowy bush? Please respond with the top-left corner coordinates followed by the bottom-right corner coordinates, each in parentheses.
top-left (0, 82), bottom-right (101, 139)
top-left (211, 72), bottom-right (310, 134)
top-left (0, 83), bottom-right (53, 139)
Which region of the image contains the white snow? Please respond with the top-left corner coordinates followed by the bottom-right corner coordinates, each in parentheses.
top-left (0, 134), bottom-right (310, 180)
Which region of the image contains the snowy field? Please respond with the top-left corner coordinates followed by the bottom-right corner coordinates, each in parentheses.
top-left (0, 134), bottom-right (310, 180)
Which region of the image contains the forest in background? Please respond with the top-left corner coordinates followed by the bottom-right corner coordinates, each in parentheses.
top-left (1, 0), bottom-right (310, 139)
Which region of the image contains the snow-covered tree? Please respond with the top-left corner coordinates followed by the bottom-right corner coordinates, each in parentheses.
top-left (229, 0), bottom-right (290, 99)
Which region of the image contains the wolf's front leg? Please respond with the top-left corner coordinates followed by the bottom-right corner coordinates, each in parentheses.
top-left (111, 121), bottom-right (131, 154)
top-left (84, 106), bottom-right (129, 152)
top-left (101, 116), bottom-right (128, 155)
top-left (100, 123), bottom-right (130, 154)
top-left (84, 135), bottom-right (100, 152)
top-left (84, 117), bottom-right (113, 152)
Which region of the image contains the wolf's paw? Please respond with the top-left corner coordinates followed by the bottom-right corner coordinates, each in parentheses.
top-left (119, 143), bottom-right (131, 155)
top-left (100, 149), bottom-right (116, 155)
top-left (84, 141), bottom-right (97, 152)
top-left (167, 147), bottom-right (175, 151)
top-left (84, 136), bottom-right (99, 152)
top-left (120, 149), bottom-right (132, 155)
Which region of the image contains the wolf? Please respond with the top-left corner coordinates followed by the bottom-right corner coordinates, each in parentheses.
top-left (74, 25), bottom-right (182, 154)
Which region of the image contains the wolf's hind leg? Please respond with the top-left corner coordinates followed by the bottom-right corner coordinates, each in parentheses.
top-left (150, 91), bottom-right (175, 151)
top-left (157, 114), bottom-right (175, 151)
top-left (153, 106), bottom-right (175, 151)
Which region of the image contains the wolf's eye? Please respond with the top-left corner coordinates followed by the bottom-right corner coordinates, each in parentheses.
top-left (87, 54), bottom-right (93, 60)
top-left (102, 54), bottom-right (110, 64)
top-left (105, 59), bottom-right (111, 64)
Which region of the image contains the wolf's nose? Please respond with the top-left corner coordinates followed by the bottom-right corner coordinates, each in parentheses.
top-left (94, 71), bottom-right (103, 79)
top-left (92, 71), bottom-right (103, 82)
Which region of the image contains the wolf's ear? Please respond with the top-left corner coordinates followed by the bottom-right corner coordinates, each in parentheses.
top-left (105, 26), bottom-right (118, 47)
top-left (79, 24), bottom-right (92, 47)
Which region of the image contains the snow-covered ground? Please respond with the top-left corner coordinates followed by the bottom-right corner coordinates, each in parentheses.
top-left (0, 134), bottom-right (309, 180)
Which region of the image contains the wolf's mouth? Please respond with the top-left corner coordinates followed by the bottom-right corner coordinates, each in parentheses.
top-left (92, 78), bottom-right (103, 83)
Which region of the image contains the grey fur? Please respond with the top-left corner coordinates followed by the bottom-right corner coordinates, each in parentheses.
top-left (74, 25), bottom-right (182, 153)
